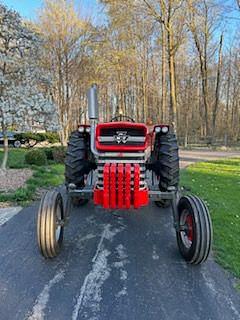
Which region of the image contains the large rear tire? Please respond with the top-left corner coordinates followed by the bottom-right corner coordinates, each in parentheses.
top-left (152, 132), bottom-right (179, 208)
top-left (65, 131), bottom-right (92, 206)
top-left (176, 195), bottom-right (213, 264)
top-left (65, 131), bottom-right (91, 187)
top-left (37, 191), bottom-right (64, 258)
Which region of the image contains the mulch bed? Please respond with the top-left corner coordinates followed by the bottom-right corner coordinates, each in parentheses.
top-left (0, 169), bottom-right (33, 193)
top-left (0, 201), bottom-right (15, 208)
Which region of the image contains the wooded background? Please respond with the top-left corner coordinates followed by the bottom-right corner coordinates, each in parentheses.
top-left (32, 0), bottom-right (240, 145)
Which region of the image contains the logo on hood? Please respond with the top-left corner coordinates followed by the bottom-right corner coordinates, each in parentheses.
top-left (114, 131), bottom-right (129, 144)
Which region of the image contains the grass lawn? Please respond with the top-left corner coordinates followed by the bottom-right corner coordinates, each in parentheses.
top-left (0, 148), bottom-right (64, 205)
top-left (0, 148), bottom-right (28, 168)
top-left (181, 158), bottom-right (240, 280)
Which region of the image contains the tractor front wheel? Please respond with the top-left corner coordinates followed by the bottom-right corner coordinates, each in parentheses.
top-left (176, 195), bottom-right (212, 264)
top-left (37, 190), bottom-right (65, 258)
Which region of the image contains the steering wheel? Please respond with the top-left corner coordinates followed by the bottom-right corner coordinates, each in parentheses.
top-left (111, 115), bottom-right (135, 123)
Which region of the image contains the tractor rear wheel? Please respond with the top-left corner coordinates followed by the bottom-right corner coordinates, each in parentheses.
top-left (65, 131), bottom-right (92, 206)
top-left (37, 190), bottom-right (64, 258)
top-left (176, 195), bottom-right (212, 264)
top-left (152, 132), bottom-right (179, 207)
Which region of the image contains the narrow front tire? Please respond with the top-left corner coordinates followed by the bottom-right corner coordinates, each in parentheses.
top-left (37, 191), bottom-right (64, 258)
top-left (176, 195), bottom-right (212, 265)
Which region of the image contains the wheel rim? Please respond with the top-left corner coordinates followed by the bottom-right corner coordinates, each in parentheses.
top-left (180, 209), bottom-right (193, 249)
top-left (55, 204), bottom-right (62, 242)
top-left (14, 141), bottom-right (21, 148)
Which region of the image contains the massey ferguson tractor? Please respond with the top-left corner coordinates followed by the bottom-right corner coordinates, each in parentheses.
top-left (37, 84), bottom-right (212, 265)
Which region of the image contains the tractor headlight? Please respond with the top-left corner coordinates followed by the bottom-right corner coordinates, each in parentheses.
top-left (78, 126), bottom-right (85, 133)
top-left (86, 127), bottom-right (91, 133)
top-left (161, 126), bottom-right (169, 134)
top-left (155, 126), bottom-right (161, 133)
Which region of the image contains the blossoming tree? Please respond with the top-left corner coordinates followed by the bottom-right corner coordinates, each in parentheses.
top-left (0, 4), bottom-right (59, 169)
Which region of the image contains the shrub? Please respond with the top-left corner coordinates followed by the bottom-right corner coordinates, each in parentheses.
top-left (25, 149), bottom-right (47, 166)
top-left (42, 148), bottom-right (54, 160)
top-left (16, 132), bottom-right (60, 147)
top-left (43, 132), bottom-right (60, 144)
top-left (52, 146), bottom-right (66, 164)
top-left (13, 187), bottom-right (33, 202)
top-left (16, 132), bottom-right (43, 143)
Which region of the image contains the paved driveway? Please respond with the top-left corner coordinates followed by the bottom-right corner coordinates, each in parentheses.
top-left (180, 149), bottom-right (240, 168)
top-left (0, 150), bottom-right (240, 320)
top-left (0, 200), bottom-right (240, 320)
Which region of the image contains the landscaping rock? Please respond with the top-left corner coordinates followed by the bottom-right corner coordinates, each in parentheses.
top-left (0, 169), bottom-right (32, 193)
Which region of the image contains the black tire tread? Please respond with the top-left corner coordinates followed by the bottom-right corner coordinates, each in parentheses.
top-left (65, 131), bottom-right (91, 188)
top-left (153, 132), bottom-right (180, 192)
top-left (37, 191), bottom-right (64, 259)
top-left (177, 195), bottom-right (212, 265)
top-left (189, 195), bottom-right (212, 264)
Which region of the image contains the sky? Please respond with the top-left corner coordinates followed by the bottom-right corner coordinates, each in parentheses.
top-left (1, 0), bottom-right (239, 44)
top-left (1, 0), bottom-right (101, 20)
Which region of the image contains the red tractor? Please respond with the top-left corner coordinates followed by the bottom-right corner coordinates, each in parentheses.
top-left (37, 85), bottom-right (212, 265)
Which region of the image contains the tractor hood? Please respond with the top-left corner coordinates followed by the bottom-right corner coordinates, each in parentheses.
top-left (95, 122), bottom-right (149, 152)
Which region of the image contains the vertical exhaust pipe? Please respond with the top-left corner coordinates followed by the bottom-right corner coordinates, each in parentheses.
top-left (87, 84), bottom-right (99, 157)
top-left (87, 84), bottom-right (99, 121)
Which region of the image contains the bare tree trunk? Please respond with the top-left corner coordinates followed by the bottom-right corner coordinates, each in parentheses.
top-left (0, 61), bottom-right (8, 169)
top-left (184, 115), bottom-right (189, 148)
top-left (225, 50), bottom-right (232, 142)
top-left (65, 53), bottom-right (71, 137)
top-left (212, 34), bottom-right (223, 140)
top-left (57, 49), bottom-right (66, 145)
top-left (191, 33), bottom-right (210, 137)
top-left (161, 26), bottom-right (167, 122)
top-left (1, 131), bottom-right (8, 170)
top-left (168, 28), bottom-right (177, 130)
top-left (187, 0), bottom-right (211, 137)
top-left (142, 70), bottom-right (147, 122)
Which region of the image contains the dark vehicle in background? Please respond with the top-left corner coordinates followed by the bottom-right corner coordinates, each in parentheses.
top-left (0, 132), bottom-right (25, 148)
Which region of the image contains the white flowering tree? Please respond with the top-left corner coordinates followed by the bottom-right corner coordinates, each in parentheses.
top-left (0, 4), bottom-right (59, 169)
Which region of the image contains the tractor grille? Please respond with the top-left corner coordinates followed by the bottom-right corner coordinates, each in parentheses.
top-left (96, 161), bottom-right (147, 191)
top-left (94, 162), bottom-right (149, 209)
top-left (98, 127), bottom-right (146, 146)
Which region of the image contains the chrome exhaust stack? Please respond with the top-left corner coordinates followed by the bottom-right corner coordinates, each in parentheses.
top-left (87, 84), bottom-right (100, 157)
top-left (87, 84), bottom-right (99, 121)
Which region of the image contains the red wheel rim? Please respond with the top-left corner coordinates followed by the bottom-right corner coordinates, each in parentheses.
top-left (186, 214), bottom-right (193, 242)
top-left (180, 209), bottom-right (194, 249)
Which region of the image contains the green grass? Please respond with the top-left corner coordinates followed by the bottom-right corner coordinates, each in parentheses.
top-left (235, 281), bottom-right (240, 291)
top-left (0, 148), bottom-right (28, 168)
top-left (181, 158), bottom-right (240, 279)
top-left (0, 148), bottom-right (64, 205)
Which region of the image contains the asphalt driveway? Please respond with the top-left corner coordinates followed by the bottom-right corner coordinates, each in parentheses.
top-left (0, 200), bottom-right (240, 320)
top-left (180, 149), bottom-right (240, 168)
top-left (0, 149), bottom-right (240, 320)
